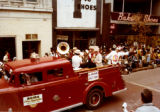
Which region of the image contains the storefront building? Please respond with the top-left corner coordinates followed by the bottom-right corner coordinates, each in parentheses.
top-left (52, 0), bottom-right (104, 50)
top-left (0, 0), bottom-right (52, 60)
top-left (108, 0), bottom-right (160, 47)
top-left (111, 12), bottom-right (160, 47)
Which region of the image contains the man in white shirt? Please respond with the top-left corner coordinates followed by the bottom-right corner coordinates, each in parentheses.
top-left (105, 45), bottom-right (129, 65)
top-left (105, 46), bottom-right (119, 65)
top-left (130, 89), bottom-right (160, 112)
top-left (93, 46), bottom-right (103, 67)
top-left (72, 50), bottom-right (82, 70)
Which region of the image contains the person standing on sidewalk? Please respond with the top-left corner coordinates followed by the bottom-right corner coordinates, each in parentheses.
top-left (3, 51), bottom-right (10, 63)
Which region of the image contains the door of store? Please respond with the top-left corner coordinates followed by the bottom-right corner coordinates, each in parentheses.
top-left (0, 37), bottom-right (16, 61)
top-left (22, 41), bottom-right (40, 59)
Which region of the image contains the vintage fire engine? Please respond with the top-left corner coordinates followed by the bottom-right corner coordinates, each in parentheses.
top-left (0, 57), bottom-right (126, 112)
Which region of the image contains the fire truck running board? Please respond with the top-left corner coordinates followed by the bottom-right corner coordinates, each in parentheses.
top-left (52, 102), bottom-right (83, 112)
top-left (112, 88), bottom-right (127, 95)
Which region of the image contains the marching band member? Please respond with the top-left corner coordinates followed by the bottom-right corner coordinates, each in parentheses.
top-left (83, 50), bottom-right (89, 63)
top-left (72, 49), bottom-right (82, 70)
top-left (105, 45), bottom-right (129, 65)
top-left (105, 45), bottom-right (119, 65)
top-left (92, 46), bottom-right (103, 67)
top-left (87, 46), bottom-right (96, 68)
top-left (88, 46), bottom-right (95, 60)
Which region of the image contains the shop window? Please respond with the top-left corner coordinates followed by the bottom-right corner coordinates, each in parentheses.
top-left (47, 68), bottom-right (63, 80)
top-left (19, 72), bottom-right (42, 85)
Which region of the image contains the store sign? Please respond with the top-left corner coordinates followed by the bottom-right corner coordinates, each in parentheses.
top-left (57, 0), bottom-right (97, 27)
top-left (80, 0), bottom-right (97, 11)
top-left (111, 12), bottom-right (160, 23)
top-left (144, 15), bottom-right (158, 23)
top-left (57, 35), bottom-right (68, 40)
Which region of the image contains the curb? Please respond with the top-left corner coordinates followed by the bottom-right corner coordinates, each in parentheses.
top-left (132, 64), bottom-right (160, 72)
top-left (122, 64), bottom-right (160, 75)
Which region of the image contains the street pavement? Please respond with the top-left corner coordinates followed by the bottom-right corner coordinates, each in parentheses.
top-left (65, 67), bottom-right (160, 112)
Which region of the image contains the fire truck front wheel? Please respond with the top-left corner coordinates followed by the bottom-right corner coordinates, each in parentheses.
top-left (85, 88), bottom-right (103, 110)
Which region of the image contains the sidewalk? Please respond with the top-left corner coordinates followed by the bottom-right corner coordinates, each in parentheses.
top-left (122, 64), bottom-right (160, 75)
top-left (132, 64), bottom-right (160, 72)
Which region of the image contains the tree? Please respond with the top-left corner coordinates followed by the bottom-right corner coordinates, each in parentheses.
top-left (131, 13), bottom-right (151, 36)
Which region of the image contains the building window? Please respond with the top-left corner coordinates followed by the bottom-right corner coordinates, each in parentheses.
top-left (113, 0), bottom-right (123, 12)
top-left (124, 0), bottom-right (150, 14)
top-left (26, 34), bottom-right (38, 40)
top-left (114, 0), bottom-right (151, 14)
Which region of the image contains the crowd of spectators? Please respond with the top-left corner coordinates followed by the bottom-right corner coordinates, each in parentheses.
top-left (107, 42), bottom-right (160, 74)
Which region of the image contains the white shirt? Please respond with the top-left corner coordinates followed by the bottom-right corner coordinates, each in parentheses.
top-left (105, 51), bottom-right (118, 64)
top-left (94, 53), bottom-right (103, 67)
top-left (135, 103), bottom-right (160, 112)
top-left (72, 55), bottom-right (82, 70)
top-left (118, 51), bottom-right (129, 57)
top-left (3, 55), bottom-right (9, 62)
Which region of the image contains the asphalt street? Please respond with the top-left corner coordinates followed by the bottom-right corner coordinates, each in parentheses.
top-left (65, 67), bottom-right (160, 112)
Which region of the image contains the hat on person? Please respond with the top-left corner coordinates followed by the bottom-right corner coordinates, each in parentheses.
top-left (73, 47), bottom-right (78, 50)
top-left (74, 49), bottom-right (80, 55)
top-left (89, 46), bottom-right (94, 50)
top-left (94, 46), bottom-right (99, 52)
top-left (116, 46), bottom-right (122, 50)
top-left (85, 49), bottom-right (89, 53)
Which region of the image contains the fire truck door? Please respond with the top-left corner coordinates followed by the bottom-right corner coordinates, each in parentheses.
top-left (18, 72), bottom-right (46, 112)
top-left (45, 68), bottom-right (85, 111)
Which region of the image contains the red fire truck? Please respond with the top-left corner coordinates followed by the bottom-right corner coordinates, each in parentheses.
top-left (0, 57), bottom-right (126, 112)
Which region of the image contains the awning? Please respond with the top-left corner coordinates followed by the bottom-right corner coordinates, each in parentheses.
top-left (54, 27), bottom-right (100, 31)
